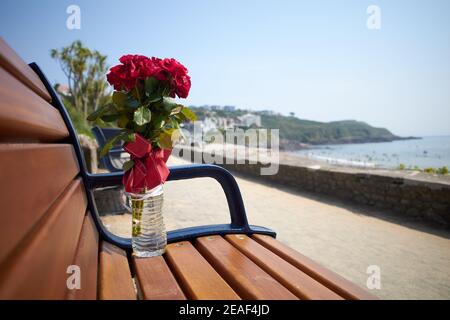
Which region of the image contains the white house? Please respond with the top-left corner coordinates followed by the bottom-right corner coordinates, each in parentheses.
top-left (238, 113), bottom-right (261, 127)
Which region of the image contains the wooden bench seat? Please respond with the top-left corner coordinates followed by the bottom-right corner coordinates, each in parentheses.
top-left (0, 37), bottom-right (376, 300)
top-left (97, 235), bottom-right (375, 300)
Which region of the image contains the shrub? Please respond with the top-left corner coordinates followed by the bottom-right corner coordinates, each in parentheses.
top-left (423, 167), bottom-right (436, 174)
top-left (63, 97), bottom-right (94, 138)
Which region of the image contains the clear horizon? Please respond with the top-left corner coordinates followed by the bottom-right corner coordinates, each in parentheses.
top-left (1, 0), bottom-right (449, 137)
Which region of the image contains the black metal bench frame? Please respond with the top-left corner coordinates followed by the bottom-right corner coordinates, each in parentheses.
top-left (30, 63), bottom-right (276, 250)
top-left (91, 126), bottom-right (124, 172)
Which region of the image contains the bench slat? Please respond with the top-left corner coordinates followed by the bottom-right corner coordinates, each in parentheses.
top-left (99, 241), bottom-right (136, 300)
top-left (0, 67), bottom-right (69, 142)
top-left (133, 256), bottom-right (186, 300)
top-left (195, 236), bottom-right (298, 300)
top-left (165, 241), bottom-right (240, 300)
top-left (0, 179), bottom-right (87, 299)
top-left (225, 234), bottom-right (343, 300)
top-left (67, 212), bottom-right (99, 300)
top-left (0, 37), bottom-right (51, 101)
top-left (0, 144), bottom-right (79, 264)
top-left (252, 234), bottom-right (377, 300)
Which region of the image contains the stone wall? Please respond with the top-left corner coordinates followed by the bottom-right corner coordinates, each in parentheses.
top-left (176, 148), bottom-right (450, 228)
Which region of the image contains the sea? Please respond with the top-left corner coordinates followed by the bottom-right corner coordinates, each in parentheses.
top-left (292, 136), bottom-right (450, 169)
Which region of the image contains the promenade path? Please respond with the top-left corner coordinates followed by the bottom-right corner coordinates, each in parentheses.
top-left (102, 156), bottom-right (450, 299)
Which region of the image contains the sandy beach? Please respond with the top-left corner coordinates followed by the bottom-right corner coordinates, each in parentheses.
top-left (101, 156), bottom-right (450, 300)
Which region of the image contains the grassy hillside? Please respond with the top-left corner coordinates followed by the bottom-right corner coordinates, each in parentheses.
top-left (260, 115), bottom-right (399, 145)
top-left (190, 106), bottom-right (407, 147)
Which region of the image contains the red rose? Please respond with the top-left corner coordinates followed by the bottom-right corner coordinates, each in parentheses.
top-left (160, 58), bottom-right (191, 98)
top-left (107, 54), bottom-right (190, 98)
top-left (107, 55), bottom-right (153, 90)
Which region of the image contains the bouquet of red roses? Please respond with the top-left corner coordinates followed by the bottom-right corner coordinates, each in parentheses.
top-left (88, 55), bottom-right (196, 193)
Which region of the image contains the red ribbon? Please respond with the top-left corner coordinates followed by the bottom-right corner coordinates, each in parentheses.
top-left (122, 134), bottom-right (171, 193)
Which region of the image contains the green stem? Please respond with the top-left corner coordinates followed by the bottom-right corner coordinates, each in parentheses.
top-left (131, 191), bottom-right (145, 237)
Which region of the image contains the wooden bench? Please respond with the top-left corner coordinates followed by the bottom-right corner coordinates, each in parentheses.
top-left (0, 37), bottom-right (376, 300)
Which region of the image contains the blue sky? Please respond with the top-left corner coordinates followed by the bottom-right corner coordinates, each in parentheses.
top-left (1, 0), bottom-right (449, 136)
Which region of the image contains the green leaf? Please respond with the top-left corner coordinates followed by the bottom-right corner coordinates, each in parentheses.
top-left (145, 77), bottom-right (158, 96)
top-left (122, 132), bottom-right (136, 143)
top-left (181, 106), bottom-right (196, 121)
top-left (100, 136), bottom-right (119, 158)
top-left (170, 105), bottom-right (183, 116)
top-left (125, 97), bottom-right (140, 109)
top-left (101, 114), bottom-right (120, 122)
top-left (93, 118), bottom-right (107, 127)
top-left (87, 104), bottom-right (111, 121)
top-left (112, 91), bottom-right (127, 109)
top-left (117, 114), bottom-right (129, 128)
top-left (99, 131), bottom-right (135, 158)
top-left (174, 112), bottom-right (187, 122)
top-left (177, 128), bottom-right (187, 141)
top-left (134, 107), bottom-right (152, 126)
top-left (161, 85), bottom-right (171, 97)
top-left (158, 132), bottom-right (173, 149)
top-left (172, 127), bottom-right (186, 142)
top-left (161, 97), bottom-right (178, 113)
top-left (148, 95), bottom-right (162, 104)
top-left (165, 126), bottom-right (184, 144)
top-left (169, 117), bottom-right (180, 129)
top-left (122, 160), bottom-right (135, 172)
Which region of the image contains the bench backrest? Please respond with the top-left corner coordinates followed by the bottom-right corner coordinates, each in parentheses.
top-left (0, 38), bottom-right (98, 299)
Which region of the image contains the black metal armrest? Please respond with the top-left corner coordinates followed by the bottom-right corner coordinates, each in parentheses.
top-left (87, 164), bottom-right (249, 228)
top-left (109, 148), bottom-right (124, 156)
top-left (85, 164), bottom-right (276, 248)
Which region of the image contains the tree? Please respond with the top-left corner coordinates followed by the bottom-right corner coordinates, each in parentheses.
top-left (51, 40), bottom-right (110, 121)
